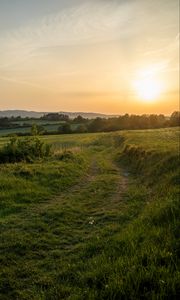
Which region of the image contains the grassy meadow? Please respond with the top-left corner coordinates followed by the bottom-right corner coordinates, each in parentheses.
top-left (0, 127), bottom-right (179, 299)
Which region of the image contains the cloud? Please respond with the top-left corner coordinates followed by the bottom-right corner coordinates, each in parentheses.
top-left (142, 33), bottom-right (179, 76)
top-left (144, 34), bottom-right (179, 57)
top-left (0, 0), bottom-right (178, 93)
top-left (0, 1), bottom-right (134, 69)
top-left (0, 75), bottom-right (55, 92)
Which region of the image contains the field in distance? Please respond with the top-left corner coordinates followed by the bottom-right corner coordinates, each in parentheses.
top-left (0, 127), bottom-right (179, 299)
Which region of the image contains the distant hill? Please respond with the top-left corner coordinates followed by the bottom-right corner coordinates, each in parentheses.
top-left (0, 110), bottom-right (45, 118)
top-left (0, 110), bottom-right (119, 119)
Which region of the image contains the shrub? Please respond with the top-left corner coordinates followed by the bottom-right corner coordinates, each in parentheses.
top-left (0, 137), bottom-right (51, 163)
top-left (58, 123), bottom-right (72, 134)
top-left (55, 150), bottom-right (75, 161)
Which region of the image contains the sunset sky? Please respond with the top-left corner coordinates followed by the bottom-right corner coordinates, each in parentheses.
top-left (0, 0), bottom-right (179, 114)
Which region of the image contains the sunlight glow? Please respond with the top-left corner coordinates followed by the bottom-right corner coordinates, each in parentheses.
top-left (134, 77), bottom-right (162, 102)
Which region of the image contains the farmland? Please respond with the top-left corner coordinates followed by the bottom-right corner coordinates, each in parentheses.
top-left (0, 127), bottom-right (179, 299)
top-left (0, 120), bottom-right (67, 137)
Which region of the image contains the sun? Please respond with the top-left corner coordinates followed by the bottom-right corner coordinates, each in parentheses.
top-left (134, 77), bottom-right (162, 102)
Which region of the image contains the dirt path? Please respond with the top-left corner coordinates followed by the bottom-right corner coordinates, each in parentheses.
top-left (17, 151), bottom-right (129, 224)
top-left (0, 149), bottom-right (131, 300)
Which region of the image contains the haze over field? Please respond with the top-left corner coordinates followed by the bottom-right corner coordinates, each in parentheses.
top-left (0, 0), bottom-right (179, 114)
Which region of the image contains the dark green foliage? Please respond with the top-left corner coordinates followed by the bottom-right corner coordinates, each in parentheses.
top-left (72, 115), bottom-right (88, 124)
top-left (170, 111), bottom-right (180, 126)
top-left (58, 123), bottom-right (72, 134)
top-left (88, 117), bottom-right (107, 132)
top-left (0, 111), bottom-right (179, 137)
top-left (0, 137), bottom-right (51, 163)
top-left (0, 117), bottom-right (10, 128)
top-left (75, 124), bottom-right (88, 133)
top-left (31, 124), bottom-right (45, 135)
top-left (41, 113), bottom-right (69, 121)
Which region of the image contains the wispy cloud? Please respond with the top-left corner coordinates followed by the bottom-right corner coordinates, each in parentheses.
top-left (142, 33), bottom-right (179, 77)
top-left (144, 33), bottom-right (179, 58)
top-left (0, 0), bottom-right (178, 99)
top-left (0, 1), bottom-right (134, 69)
top-left (0, 75), bottom-right (55, 92)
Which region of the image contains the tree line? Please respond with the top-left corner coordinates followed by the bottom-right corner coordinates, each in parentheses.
top-left (56, 111), bottom-right (180, 134)
top-left (0, 111), bottom-right (179, 136)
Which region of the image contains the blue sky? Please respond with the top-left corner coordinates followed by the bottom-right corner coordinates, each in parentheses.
top-left (0, 0), bottom-right (80, 31)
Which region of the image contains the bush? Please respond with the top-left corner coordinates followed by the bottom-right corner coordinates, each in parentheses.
top-left (55, 150), bottom-right (75, 161)
top-left (58, 123), bottom-right (72, 134)
top-left (0, 137), bottom-right (51, 163)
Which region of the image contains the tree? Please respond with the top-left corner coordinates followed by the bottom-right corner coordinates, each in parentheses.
top-left (58, 123), bottom-right (72, 134)
top-left (73, 115), bottom-right (87, 123)
top-left (31, 124), bottom-right (44, 136)
top-left (75, 124), bottom-right (87, 133)
top-left (41, 113), bottom-right (69, 121)
top-left (88, 118), bottom-right (106, 132)
top-left (170, 111), bottom-right (180, 126)
top-left (31, 124), bottom-right (38, 136)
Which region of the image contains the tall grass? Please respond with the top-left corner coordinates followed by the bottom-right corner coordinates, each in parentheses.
top-left (0, 128), bottom-right (179, 299)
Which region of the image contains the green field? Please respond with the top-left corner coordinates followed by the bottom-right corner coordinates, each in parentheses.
top-left (0, 128), bottom-right (179, 299)
top-left (0, 120), bottom-right (68, 137)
